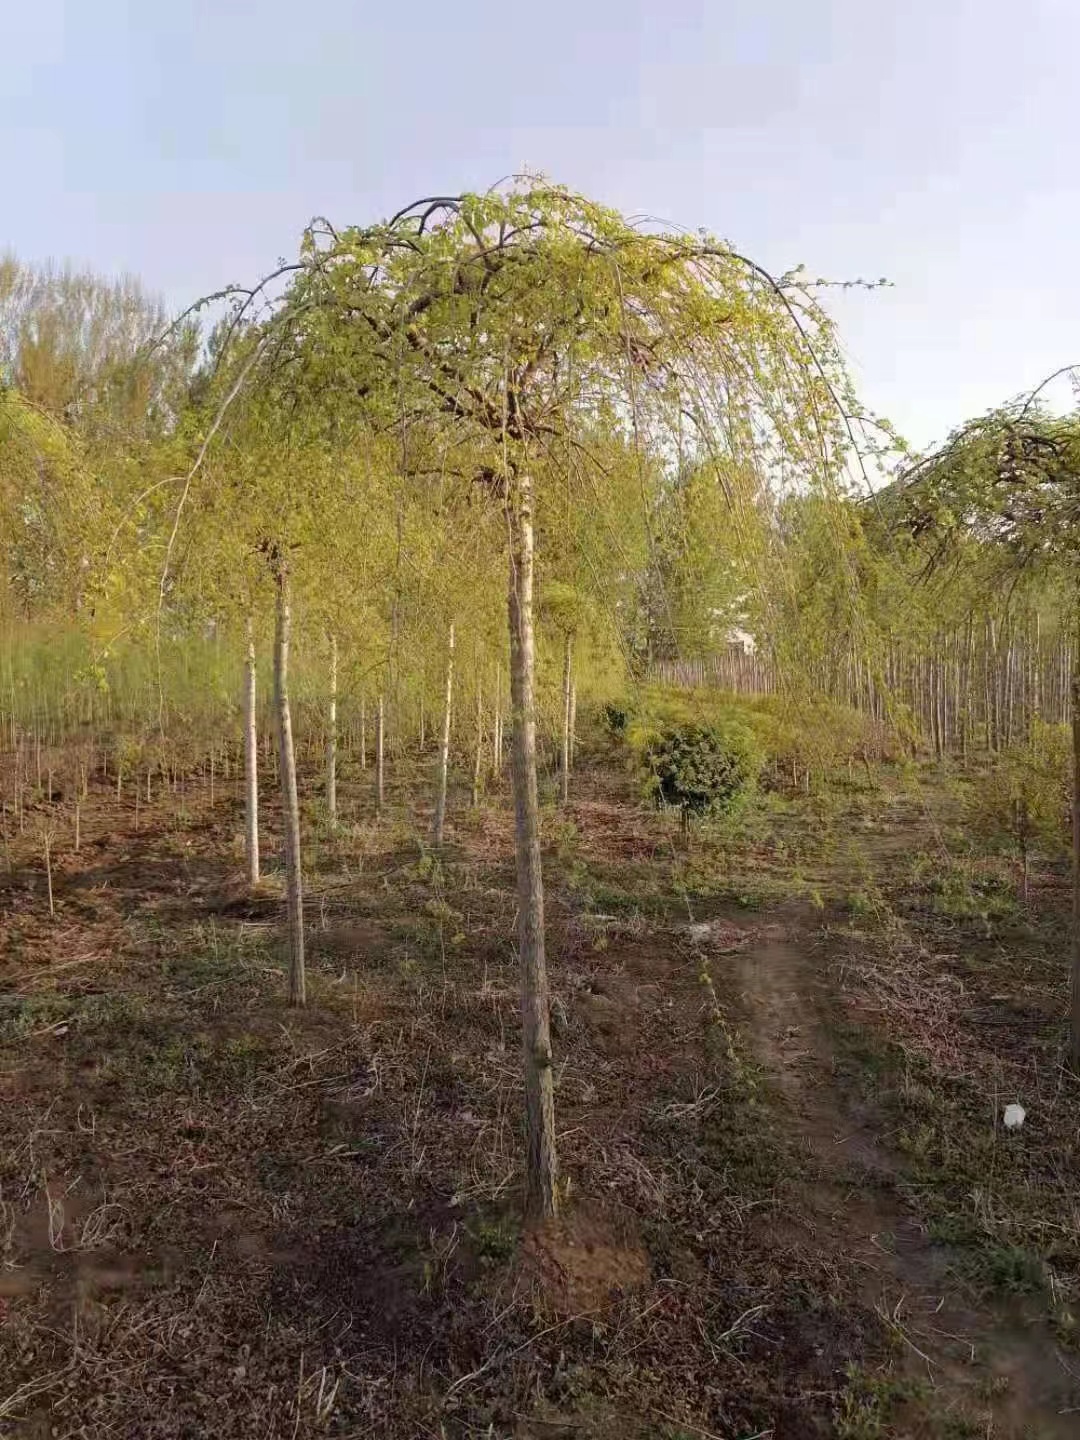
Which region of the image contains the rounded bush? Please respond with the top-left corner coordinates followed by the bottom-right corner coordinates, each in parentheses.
top-left (602, 702), bottom-right (629, 733)
top-left (643, 719), bottom-right (762, 820)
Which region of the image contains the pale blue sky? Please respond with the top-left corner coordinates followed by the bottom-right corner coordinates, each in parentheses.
top-left (4, 0), bottom-right (1077, 449)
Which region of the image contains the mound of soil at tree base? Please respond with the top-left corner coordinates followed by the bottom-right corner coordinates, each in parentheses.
top-left (521, 1202), bottom-right (650, 1317)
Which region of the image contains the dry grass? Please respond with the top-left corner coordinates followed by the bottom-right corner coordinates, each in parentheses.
top-left (2, 751), bottom-right (1077, 1436)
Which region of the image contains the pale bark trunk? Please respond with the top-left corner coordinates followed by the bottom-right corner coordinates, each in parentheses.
top-left (560, 633), bottom-right (573, 806)
top-left (273, 559), bottom-right (305, 1007)
top-left (433, 623), bottom-right (454, 845)
top-left (507, 472), bottom-right (558, 1219)
top-left (244, 618), bottom-right (260, 885)
top-left (472, 677), bottom-right (483, 808)
top-left (360, 695), bottom-right (367, 771)
top-left (492, 661), bottom-right (503, 777)
top-left (375, 694), bottom-right (385, 815)
top-left (43, 833), bottom-right (54, 917)
top-left (326, 633), bottom-right (338, 824)
top-left (569, 681), bottom-right (577, 770)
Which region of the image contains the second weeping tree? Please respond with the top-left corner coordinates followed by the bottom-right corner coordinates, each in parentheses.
top-left (215, 180), bottom-right (864, 1218)
top-left (894, 397), bottom-right (1080, 1064)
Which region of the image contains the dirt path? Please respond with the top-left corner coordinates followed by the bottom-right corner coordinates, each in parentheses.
top-left (728, 925), bottom-right (1080, 1438)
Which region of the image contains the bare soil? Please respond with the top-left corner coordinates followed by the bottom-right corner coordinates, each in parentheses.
top-left (1, 752), bottom-right (1078, 1437)
top-left (730, 926), bottom-right (1079, 1437)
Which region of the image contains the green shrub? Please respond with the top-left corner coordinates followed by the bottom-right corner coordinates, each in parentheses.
top-left (619, 683), bottom-right (880, 791)
top-left (966, 720), bottom-right (1070, 896)
top-left (642, 719), bottom-right (762, 824)
top-left (602, 701), bottom-right (628, 733)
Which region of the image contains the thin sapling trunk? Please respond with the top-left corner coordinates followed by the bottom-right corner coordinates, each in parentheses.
top-left (360, 695), bottom-right (367, 771)
top-left (244, 618), bottom-right (260, 885)
top-left (273, 556), bottom-right (306, 1007)
top-left (560, 633), bottom-right (573, 806)
top-left (472, 676), bottom-right (483, 807)
top-left (326, 633), bottom-right (338, 825)
top-left (43, 829), bottom-right (54, 918)
top-left (433, 623), bottom-right (455, 845)
top-left (376, 694), bottom-right (385, 815)
top-left (569, 681), bottom-right (577, 770)
top-left (493, 661), bottom-right (503, 777)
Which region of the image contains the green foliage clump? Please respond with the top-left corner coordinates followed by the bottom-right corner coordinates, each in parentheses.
top-left (618, 684), bottom-right (874, 801)
top-left (740, 693), bottom-right (876, 785)
top-left (967, 720), bottom-right (1070, 867)
top-left (642, 718), bottom-right (762, 823)
top-left (602, 701), bottom-right (628, 734)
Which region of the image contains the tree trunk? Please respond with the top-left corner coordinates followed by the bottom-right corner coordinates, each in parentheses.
top-left (433, 623), bottom-right (455, 845)
top-left (273, 558), bottom-right (305, 1007)
top-left (569, 681), bottom-right (577, 770)
top-left (43, 833), bottom-right (54, 918)
top-left (472, 676), bottom-right (483, 807)
top-left (360, 695), bottom-right (367, 771)
top-left (375, 693), bottom-right (385, 815)
top-left (492, 661), bottom-right (503, 777)
top-left (244, 618), bottom-right (260, 885)
top-left (326, 633), bottom-right (338, 824)
top-left (560, 633), bottom-right (573, 806)
top-left (506, 472), bottom-right (558, 1220)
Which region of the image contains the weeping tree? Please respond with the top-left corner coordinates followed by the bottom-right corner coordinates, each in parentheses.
top-left (200, 179), bottom-right (866, 1218)
top-left (895, 393), bottom-right (1080, 1063)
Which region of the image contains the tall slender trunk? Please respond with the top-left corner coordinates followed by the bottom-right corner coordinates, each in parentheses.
top-left (43, 832), bottom-right (54, 918)
top-left (433, 622), bottom-right (454, 844)
top-left (360, 695), bottom-right (367, 771)
top-left (273, 558), bottom-right (305, 1007)
top-left (326, 633), bottom-right (338, 824)
top-left (472, 676), bottom-right (483, 808)
top-left (492, 661), bottom-right (503, 777)
top-left (244, 618), bottom-right (260, 885)
top-left (962, 618), bottom-right (973, 764)
top-left (560, 633), bottom-right (573, 806)
top-left (507, 472), bottom-right (558, 1220)
top-left (569, 681), bottom-right (577, 770)
top-left (375, 694), bottom-right (385, 815)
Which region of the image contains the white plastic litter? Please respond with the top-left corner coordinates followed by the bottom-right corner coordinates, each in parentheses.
top-left (1003, 1103), bottom-right (1026, 1131)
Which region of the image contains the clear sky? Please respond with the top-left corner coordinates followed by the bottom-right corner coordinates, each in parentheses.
top-left (4, 0), bottom-right (1077, 451)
